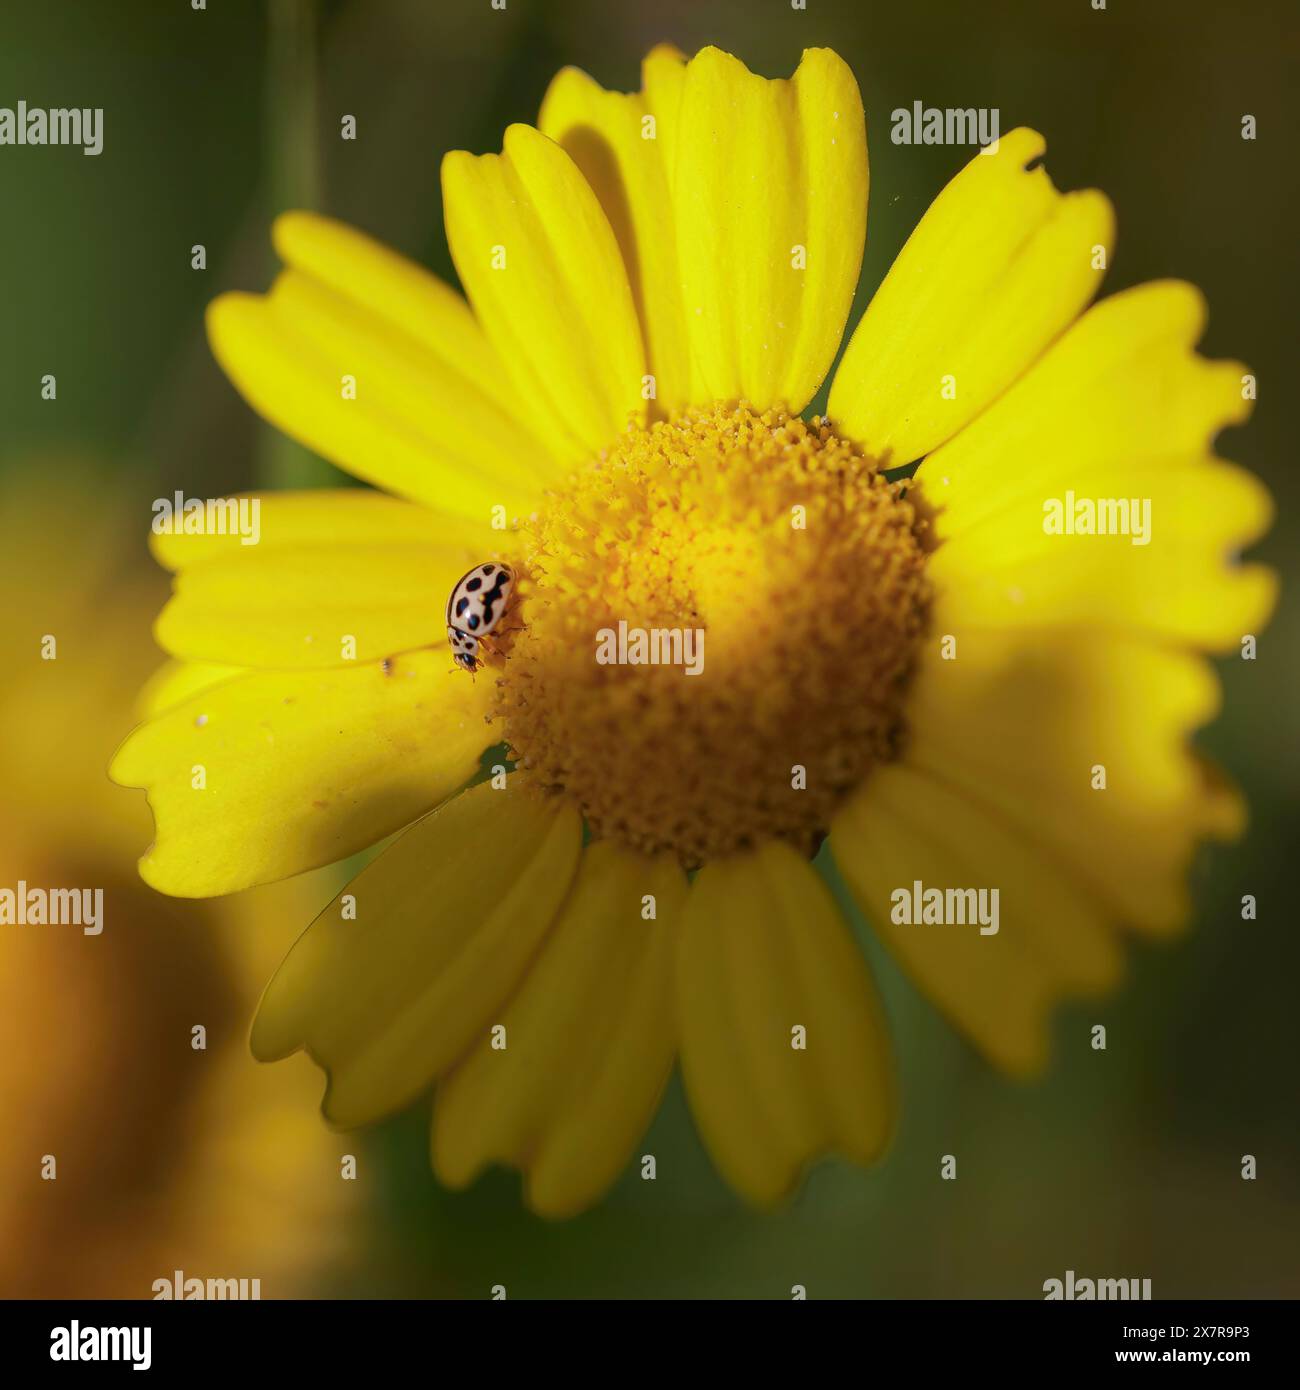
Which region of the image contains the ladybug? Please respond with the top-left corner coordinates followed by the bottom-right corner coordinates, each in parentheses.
top-left (446, 562), bottom-right (516, 673)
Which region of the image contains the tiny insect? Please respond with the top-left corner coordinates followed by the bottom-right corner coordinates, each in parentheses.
top-left (446, 562), bottom-right (516, 673)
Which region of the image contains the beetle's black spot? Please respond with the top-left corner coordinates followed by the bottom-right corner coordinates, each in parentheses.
top-left (456, 597), bottom-right (469, 617)
top-left (482, 564), bottom-right (495, 575)
top-left (466, 576), bottom-right (483, 592)
top-left (468, 615), bottom-right (480, 630)
top-left (477, 569), bottom-right (512, 629)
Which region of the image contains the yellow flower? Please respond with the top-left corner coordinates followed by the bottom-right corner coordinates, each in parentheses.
top-left (112, 46), bottom-right (1274, 1216)
top-left (0, 466), bottom-right (355, 1295)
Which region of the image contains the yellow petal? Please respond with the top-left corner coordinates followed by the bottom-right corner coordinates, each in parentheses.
top-left (539, 49), bottom-right (696, 413)
top-left (432, 842), bottom-right (684, 1217)
top-left (155, 540), bottom-right (494, 669)
top-left (642, 43), bottom-right (689, 185)
top-left (678, 841), bottom-right (893, 1207)
top-left (923, 281), bottom-right (1256, 539)
top-left (110, 651), bottom-right (493, 896)
top-left (149, 488), bottom-right (475, 572)
top-left (207, 214), bottom-right (553, 524)
top-left (927, 458), bottom-right (1276, 650)
top-left (273, 210), bottom-right (530, 432)
top-left (137, 659), bottom-right (244, 718)
top-left (900, 629), bottom-right (1239, 934)
top-left (251, 782), bottom-right (582, 1128)
top-left (829, 127), bottom-right (1113, 465)
top-left (674, 47), bottom-right (868, 412)
top-left (442, 123), bottom-right (647, 463)
top-left (832, 763), bottom-right (1124, 1075)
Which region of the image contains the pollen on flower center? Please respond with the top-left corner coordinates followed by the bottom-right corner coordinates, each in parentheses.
top-left (491, 402), bottom-right (931, 869)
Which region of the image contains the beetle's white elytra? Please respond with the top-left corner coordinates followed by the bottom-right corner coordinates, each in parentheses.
top-left (446, 562), bottom-right (516, 673)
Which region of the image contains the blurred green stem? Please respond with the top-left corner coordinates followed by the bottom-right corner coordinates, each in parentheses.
top-left (259, 0), bottom-right (334, 491)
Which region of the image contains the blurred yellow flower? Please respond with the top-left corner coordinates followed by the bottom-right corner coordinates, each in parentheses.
top-left (0, 468), bottom-right (356, 1297)
top-left (112, 46), bottom-right (1273, 1215)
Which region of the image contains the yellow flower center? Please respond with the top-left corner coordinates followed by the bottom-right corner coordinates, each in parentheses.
top-left (491, 402), bottom-right (931, 869)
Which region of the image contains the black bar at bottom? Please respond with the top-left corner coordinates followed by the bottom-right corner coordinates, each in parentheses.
top-left (1, 1297), bottom-right (1290, 1375)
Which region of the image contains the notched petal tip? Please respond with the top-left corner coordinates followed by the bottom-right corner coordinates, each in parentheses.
top-left (643, 40), bottom-right (687, 67)
top-left (997, 124), bottom-right (1047, 166)
top-left (828, 119), bottom-right (1117, 465)
top-left (793, 45), bottom-right (860, 83)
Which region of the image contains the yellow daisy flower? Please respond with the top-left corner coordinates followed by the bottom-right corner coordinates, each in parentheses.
top-left (112, 45), bottom-right (1274, 1217)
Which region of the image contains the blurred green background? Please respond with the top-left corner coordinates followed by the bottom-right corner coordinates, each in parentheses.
top-left (1, 0), bottom-right (1295, 1297)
